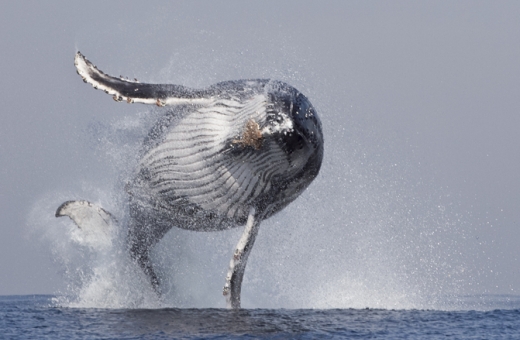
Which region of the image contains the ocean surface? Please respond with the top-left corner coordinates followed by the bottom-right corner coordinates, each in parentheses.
top-left (2, 295), bottom-right (520, 339)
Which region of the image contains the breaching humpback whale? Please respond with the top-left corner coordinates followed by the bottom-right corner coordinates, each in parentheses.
top-left (56, 52), bottom-right (324, 308)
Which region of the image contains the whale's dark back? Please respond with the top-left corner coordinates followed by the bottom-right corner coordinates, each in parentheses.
top-left (127, 79), bottom-right (323, 246)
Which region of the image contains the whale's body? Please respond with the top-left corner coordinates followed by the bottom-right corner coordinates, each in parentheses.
top-left (57, 52), bottom-right (323, 308)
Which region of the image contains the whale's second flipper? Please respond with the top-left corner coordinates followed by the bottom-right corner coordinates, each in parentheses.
top-left (223, 207), bottom-right (260, 309)
top-left (56, 200), bottom-right (118, 250)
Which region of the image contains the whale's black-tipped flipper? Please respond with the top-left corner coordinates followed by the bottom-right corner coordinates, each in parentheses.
top-left (74, 52), bottom-right (211, 106)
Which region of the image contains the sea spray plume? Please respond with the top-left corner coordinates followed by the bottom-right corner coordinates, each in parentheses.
top-left (56, 52), bottom-right (324, 308)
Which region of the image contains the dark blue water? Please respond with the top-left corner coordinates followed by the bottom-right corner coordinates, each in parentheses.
top-left (2, 295), bottom-right (520, 339)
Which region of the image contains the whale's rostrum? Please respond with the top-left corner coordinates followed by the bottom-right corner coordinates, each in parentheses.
top-left (57, 52), bottom-right (324, 308)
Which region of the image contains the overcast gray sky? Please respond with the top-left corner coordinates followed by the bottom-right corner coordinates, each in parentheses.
top-left (1, 1), bottom-right (519, 308)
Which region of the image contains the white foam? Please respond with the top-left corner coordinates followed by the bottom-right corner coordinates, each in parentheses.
top-left (26, 50), bottom-right (478, 310)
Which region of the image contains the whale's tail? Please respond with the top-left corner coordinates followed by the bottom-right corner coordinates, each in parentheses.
top-left (56, 200), bottom-right (161, 294)
top-left (55, 200), bottom-right (118, 250)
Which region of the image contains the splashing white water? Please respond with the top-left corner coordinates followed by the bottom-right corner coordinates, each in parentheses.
top-left (27, 46), bottom-right (480, 310)
top-left (26, 102), bottom-right (478, 310)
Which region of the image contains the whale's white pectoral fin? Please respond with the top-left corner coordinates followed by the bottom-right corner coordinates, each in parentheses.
top-left (223, 207), bottom-right (259, 309)
top-left (56, 200), bottom-right (118, 249)
top-left (74, 52), bottom-right (211, 107)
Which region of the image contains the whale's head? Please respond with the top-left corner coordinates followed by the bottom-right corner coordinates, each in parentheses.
top-left (263, 80), bottom-right (324, 180)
